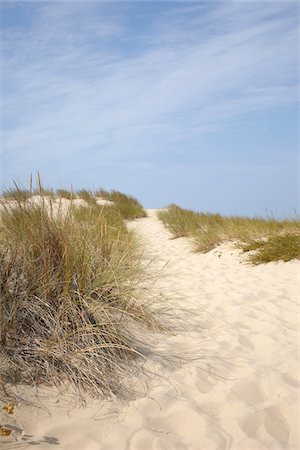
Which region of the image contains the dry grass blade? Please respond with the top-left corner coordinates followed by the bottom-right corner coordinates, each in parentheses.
top-left (240, 234), bottom-right (300, 263)
top-left (0, 179), bottom-right (167, 400)
top-left (158, 204), bottom-right (300, 263)
top-left (95, 189), bottom-right (146, 219)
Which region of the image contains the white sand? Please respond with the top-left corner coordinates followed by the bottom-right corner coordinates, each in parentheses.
top-left (0, 195), bottom-right (114, 215)
top-left (2, 209), bottom-right (300, 449)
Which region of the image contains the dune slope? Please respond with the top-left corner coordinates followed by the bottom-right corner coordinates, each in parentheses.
top-left (3, 209), bottom-right (300, 450)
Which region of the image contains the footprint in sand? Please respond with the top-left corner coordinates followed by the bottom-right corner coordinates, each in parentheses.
top-left (264, 405), bottom-right (290, 446)
top-left (231, 381), bottom-right (265, 406)
top-left (238, 335), bottom-right (255, 351)
top-left (128, 429), bottom-right (187, 450)
top-left (239, 410), bottom-right (263, 440)
top-left (280, 373), bottom-right (300, 388)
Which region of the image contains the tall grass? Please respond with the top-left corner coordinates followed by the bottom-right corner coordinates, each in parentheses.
top-left (158, 204), bottom-right (300, 262)
top-left (0, 182), bottom-right (165, 400)
top-left (33, 187), bottom-right (54, 198)
top-left (77, 189), bottom-right (97, 205)
top-left (240, 234), bottom-right (300, 264)
top-left (1, 180), bottom-right (53, 202)
top-left (95, 189), bottom-right (146, 220)
top-left (56, 189), bottom-right (74, 200)
top-left (1, 188), bottom-right (32, 203)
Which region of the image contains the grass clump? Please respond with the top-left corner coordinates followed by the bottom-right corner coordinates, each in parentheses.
top-left (95, 189), bottom-right (146, 220)
top-left (1, 188), bottom-right (32, 203)
top-left (158, 204), bottom-right (300, 263)
top-left (32, 187), bottom-right (54, 198)
top-left (240, 234), bottom-right (300, 264)
top-left (158, 205), bottom-right (224, 253)
top-left (158, 205), bottom-right (225, 252)
top-left (157, 204), bottom-right (211, 238)
top-left (77, 189), bottom-right (97, 205)
top-left (0, 181), bottom-right (165, 400)
top-left (56, 189), bottom-right (74, 200)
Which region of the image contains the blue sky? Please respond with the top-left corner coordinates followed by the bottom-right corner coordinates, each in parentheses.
top-left (0, 1), bottom-right (298, 217)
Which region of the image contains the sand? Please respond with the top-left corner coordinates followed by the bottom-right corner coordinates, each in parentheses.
top-left (2, 209), bottom-right (299, 449)
top-left (0, 195), bottom-right (114, 213)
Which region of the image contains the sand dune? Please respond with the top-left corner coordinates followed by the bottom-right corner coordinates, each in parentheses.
top-left (3, 209), bottom-right (299, 449)
top-left (0, 195), bottom-right (114, 214)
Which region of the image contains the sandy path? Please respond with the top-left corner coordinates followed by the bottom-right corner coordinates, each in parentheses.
top-left (124, 210), bottom-right (300, 450)
top-left (6, 209), bottom-right (300, 449)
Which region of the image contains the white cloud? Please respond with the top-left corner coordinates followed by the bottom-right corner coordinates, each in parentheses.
top-left (1, 1), bottom-right (298, 184)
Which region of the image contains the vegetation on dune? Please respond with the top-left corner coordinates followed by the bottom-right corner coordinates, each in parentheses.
top-left (158, 204), bottom-right (300, 263)
top-left (95, 189), bottom-right (147, 220)
top-left (1, 188), bottom-right (32, 203)
top-left (33, 187), bottom-right (54, 198)
top-left (56, 189), bottom-right (74, 200)
top-left (0, 180), bottom-right (165, 400)
top-left (77, 189), bottom-right (97, 205)
top-left (240, 234), bottom-right (300, 264)
top-left (1, 183), bottom-right (147, 220)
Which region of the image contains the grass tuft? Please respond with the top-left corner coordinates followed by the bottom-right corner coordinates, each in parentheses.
top-left (77, 189), bottom-right (97, 205)
top-left (95, 189), bottom-right (146, 220)
top-left (158, 204), bottom-right (300, 263)
top-left (0, 180), bottom-right (165, 400)
top-left (1, 188), bottom-right (32, 203)
top-left (56, 189), bottom-right (74, 200)
top-left (240, 234), bottom-right (300, 263)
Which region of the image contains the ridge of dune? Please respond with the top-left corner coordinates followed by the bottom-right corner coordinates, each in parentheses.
top-left (3, 209), bottom-right (300, 450)
top-left (0, 195), bottom-right (114, 211)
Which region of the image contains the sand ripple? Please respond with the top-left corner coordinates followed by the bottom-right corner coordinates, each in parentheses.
top-left (9, 209), bottom-right (300, 449)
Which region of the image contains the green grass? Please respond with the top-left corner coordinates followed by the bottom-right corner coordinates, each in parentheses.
top-left (95, 189), bottom-right (147, 220)
top-left (158, 204), bottom-right (300, 263)
top-left (77, 189), bottom-right (97, 205)
top-left (1, 179), bottom-right (53, 202)
top-left (1, 188), bottom-right (32, 203)
top-left (52, 187), bottom-right (147, 219)
top-left (240, 234), bottom-right (300, 264)
top-left (0, 180), bottom-right (165, 400)
top-left (33, 187), bottom-right (55, 198)
top-left (56, 189), bottom-right (74, 200)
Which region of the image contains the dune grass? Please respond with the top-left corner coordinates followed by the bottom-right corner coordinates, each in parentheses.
top-left (56, 189), bottom-right (74, 200)
top-left (1, 184), bottom-right (147, 220)
top-left (77, 189), bottom-right (97, 205)
top-left (158, 204), bottom-right (300, 263)
top-left (240, 234), bottom-right (300, 264)
top-left (33, 187), bottom-right (54, 198)
top-left (95, 189), bottom-right (147, 220)
top-left (0, 181), bottom-right (165, 400)
top-left (1, 188), bottom-right (32, 203)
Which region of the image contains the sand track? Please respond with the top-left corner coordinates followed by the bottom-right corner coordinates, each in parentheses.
top-left (6, 209), bottom-right (300, 449)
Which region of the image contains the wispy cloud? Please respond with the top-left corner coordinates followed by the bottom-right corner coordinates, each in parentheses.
top-left (0, 1), bottom-right (298, 214)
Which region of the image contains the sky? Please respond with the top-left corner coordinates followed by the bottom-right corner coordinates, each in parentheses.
top-left (0, 0), bottom-right (299, 217)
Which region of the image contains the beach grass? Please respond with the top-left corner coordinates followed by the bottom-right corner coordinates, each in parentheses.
top-left (77, 189), bottom-right (97, 205)
top-left (1, 187), bottom-right (32, 203)
top-left (158, 204), bottom-right (300, 263)
top-left (33, 187), bottom-right (55, 198)
top-left (56, 189), bottom-right (74, 200)
top-left (240, 234), bottom-right (300, 264)
top-left (0, 179), bottom-right (165, 400)
top-left (95, 189), bottom-right (147, 220)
